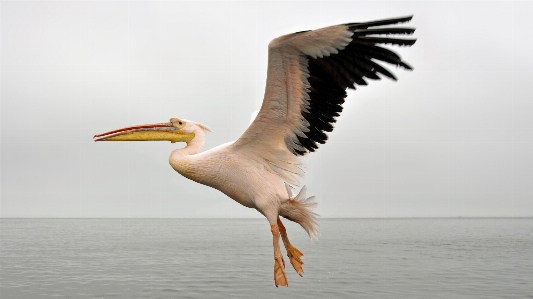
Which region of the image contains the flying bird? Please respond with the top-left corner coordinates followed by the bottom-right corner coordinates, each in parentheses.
top-left (94, 15), bottom-right (416, 287)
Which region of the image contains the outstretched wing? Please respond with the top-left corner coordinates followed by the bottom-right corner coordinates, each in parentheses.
top-left (232, 16), bottom-right (416, 185)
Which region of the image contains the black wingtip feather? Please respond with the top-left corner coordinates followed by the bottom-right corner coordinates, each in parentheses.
top-left (351, 28), bottom-right (416, 36)
top-left (345, 15), bottom-right (413, 29)
top-left (366, 59), bottom-right (397, 81)
top-left (348, 43), bottom-right (407, 68)
top-left (356, 37), bottom-right (417, 47)
top-left (400, 61), bottom-right (414, 70)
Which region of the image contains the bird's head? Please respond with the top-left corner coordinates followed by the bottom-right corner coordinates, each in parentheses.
top-left (93, 117), bottom-right (211, 143)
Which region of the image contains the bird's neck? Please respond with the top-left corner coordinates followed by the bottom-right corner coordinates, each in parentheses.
top-left (168, 129), bottom-right (206, 178)
top-left (181, 129), bottom-right (206, 155)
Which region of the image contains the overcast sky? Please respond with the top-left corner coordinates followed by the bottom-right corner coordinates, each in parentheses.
top-left (1, 1), bottom-right (532, 218)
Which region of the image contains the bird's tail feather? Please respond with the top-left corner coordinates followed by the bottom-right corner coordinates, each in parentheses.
top-left (279, 185), bottom-right (319, 239)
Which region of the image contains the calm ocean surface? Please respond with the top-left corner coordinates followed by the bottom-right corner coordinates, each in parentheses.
top-left (1, 218), bottom-right (532, 299)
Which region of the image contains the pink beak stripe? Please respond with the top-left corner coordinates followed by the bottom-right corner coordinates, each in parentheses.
top-left (93, 123), bottom-right (171, 139)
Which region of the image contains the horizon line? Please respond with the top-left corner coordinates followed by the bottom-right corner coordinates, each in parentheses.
top-left (1, 216), bottom-right (532, 220)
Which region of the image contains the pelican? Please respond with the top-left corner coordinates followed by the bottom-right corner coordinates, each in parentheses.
top-left (94, 16), bottom-right (416, 286)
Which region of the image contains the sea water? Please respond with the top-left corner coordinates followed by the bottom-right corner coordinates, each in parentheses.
top-left (1, 218), bottom-right (532, 298)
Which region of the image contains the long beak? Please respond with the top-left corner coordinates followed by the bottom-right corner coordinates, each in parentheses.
top-left (93, 122), bottom-right (195, 143)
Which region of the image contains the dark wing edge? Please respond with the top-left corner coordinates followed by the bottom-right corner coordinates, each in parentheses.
top-left (290, 15), bottom-right (417, 156)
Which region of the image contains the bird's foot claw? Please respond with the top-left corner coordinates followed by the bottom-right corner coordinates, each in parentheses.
top-left (287, 245), bottom-right (304, 276)
top-left (274, 255), bottom-right (288, 287)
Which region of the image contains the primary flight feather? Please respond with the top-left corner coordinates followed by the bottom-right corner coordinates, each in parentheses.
top-left (94, 15), bottom-right (416, 287)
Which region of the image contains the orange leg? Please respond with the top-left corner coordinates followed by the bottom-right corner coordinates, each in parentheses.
top-left (271, 224), bottom-right (288, 287)
top-left (277, 218), bottom-right (305, 276)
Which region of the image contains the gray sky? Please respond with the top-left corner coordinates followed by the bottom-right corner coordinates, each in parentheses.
top-left (2, 1), bottom-right (532, 218)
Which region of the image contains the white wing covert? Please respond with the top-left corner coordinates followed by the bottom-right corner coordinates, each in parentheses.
top-left (232, 16), bottom-right (416, 186)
